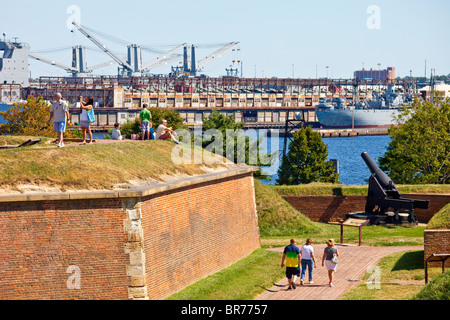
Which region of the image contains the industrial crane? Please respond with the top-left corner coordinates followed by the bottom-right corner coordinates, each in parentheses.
top-left (181, 42), bottom-right (240, 77)
top-left (72, 22), bottom-right (186, 77)
top-left (29, 45), bottom-right (116, 77)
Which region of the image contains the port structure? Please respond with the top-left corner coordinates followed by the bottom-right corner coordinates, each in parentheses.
top-left (28, 22), bottom-right (239, 80)
top-left (13, 76), bottom-right (419, 133)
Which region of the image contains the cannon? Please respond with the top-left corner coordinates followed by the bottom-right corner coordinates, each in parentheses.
top-left (361, 152), bottom-right (429, 225)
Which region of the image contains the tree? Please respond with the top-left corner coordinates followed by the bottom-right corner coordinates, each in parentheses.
top-left (0, 95), bottom-right (82, 139)
top-left (378, 95), bottom-right (450, 184)
top-left (277, 126), bottom-right (339, 185)
top-left (0, 95), bottom-right (57, 137)
top-left (200, 110), bottom-right (273, 173)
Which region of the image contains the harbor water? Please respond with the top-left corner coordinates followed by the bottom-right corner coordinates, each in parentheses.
top-left (1, 101), bottom-right (391, 186)
top-left (258, 134), bottom-right (391, 186)
top-left (0, 103), bottom-right (10, 124)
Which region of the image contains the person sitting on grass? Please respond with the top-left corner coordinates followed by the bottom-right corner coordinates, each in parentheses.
top-left (111, 123), bottom-right (123, 140)
top-left (155, 119), bottom-right (179, 144)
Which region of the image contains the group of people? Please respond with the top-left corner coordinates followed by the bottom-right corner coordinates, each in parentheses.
top-left (281, 238), bottom-right (339, 289)
top-left (47, 93), bottom-right (180, 146)
top-left (138, 104), bottom-right (179, 143)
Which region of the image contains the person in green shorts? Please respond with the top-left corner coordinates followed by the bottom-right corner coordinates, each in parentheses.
top-left (139, 104), bottom-right (152, 140)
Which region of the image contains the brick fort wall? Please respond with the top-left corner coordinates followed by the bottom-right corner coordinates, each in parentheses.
top-left (0, 168), bottom-right (260, 300)
top-left (282, 194), bottom-right (450, 223)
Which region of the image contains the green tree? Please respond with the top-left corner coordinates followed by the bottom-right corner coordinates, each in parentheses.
top-left (277, 126), bottom-right (339, 185)
top-left (0, 95), bottom-right (57, 137)
top-left (378, 95), bottom-right (450, 184)
top-left (201, 110), bottom-right (273, 173)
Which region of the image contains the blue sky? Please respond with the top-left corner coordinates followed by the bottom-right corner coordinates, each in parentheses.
top-left (3, 0), bottom-right (449, 78)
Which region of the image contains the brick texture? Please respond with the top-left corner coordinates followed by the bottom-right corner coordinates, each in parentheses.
top-left (424, 230), bottom-right (450, 268)
top-left (0, 172), bottom-right (260, 300)
top-left (140, 173), bottom-right (260, 300)
top-left (283, 194), bottom-right (450, 223)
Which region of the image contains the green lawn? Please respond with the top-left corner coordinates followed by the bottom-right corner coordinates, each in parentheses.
top-left (340, 250), bottom-right (444, 300)
top-left (167, 249), bottom-right (284, 300)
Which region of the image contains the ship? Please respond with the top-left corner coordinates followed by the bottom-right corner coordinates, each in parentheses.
top-left (316, 85), bottom-right (412, 128)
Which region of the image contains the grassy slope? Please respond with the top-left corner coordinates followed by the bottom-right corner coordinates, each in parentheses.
top-left (254, 180), bottom-right (321, 237)
top-left (413, 270), bottom-right (450, 300)
top-left (0, 138), bottom-right (222, 191)
top-left (426, 203), bottom-right (450, 230)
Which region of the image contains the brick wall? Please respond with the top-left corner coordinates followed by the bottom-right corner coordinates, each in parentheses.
top-left (424, 230), bottom-right (450, 268)
top-left (140, 174), bottom-right (260, 300)
top-left (282, 194), bottom-right (450, 223)
top-left (0, 168), bottom-right (260, 300)
top-left (0, 199), bottom-right (130, 300)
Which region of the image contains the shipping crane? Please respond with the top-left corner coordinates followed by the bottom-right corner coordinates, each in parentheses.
top-left (181, 42), bottom-right (240, 77)
top-left (29, 45), bottom-right (116, 77)
top-left (72, 22), bottom-right (186, 77)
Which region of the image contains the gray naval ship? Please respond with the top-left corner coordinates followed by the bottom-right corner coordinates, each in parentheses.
top-left (316, 86), bottom-right (412, 128)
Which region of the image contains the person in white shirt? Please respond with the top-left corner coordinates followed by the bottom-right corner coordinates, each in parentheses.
top-left (299, 238), bottom-right (317, 285)
top-left (48, 92), bottom-right (69, 148)
top-left (155, 119), bottom-right (179, 144)
top-left (111, 123), bottom-right (123, 140)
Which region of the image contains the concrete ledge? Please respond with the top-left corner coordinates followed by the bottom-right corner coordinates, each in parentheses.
top-left (0, 166), bottom-right (257, 203)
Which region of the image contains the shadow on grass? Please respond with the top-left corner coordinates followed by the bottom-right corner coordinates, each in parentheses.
top-left (392, 251), bottom-right (424, 271)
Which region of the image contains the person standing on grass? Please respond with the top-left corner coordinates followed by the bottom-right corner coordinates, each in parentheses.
top-left (300, 238), bottom-right (317, 285)
top-left (322, 239), bottom-right (339, 287)
top-left (48, 92), bottom-right (69, 148)
top-left (281, 239), bottom-right (301, 290)
top-left (139, 104), bottom-right (152, 141)
top-left (79, 96), bottom-right (94, 145)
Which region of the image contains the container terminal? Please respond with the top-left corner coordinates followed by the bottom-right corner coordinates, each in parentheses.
top-left (1, 25), bottom-right (447, 133)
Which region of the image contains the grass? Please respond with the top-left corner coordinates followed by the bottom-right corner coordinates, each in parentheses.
top-left (413, 270), bottom-right (450, 300)
top-left (254, 180), bottom-right (320, 237)
top-left (340, 250), bottom-right (444, 300)
top-left (0, 137), bottom-right (225, 192)
top-left (166, 249), bottom-right (284, 300)
top-left (426, 203), bottom-right (450, 230)
top-left (255, 180), bottom-right (425, 248)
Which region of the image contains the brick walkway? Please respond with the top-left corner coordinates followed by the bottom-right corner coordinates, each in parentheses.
top-left (257, 244), bottom-right (423, 300)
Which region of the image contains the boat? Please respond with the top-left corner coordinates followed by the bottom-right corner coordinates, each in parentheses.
top-left (316, 85), bottom-right (412, 128)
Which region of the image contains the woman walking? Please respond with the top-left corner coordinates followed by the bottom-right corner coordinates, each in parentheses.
top-left (79, 96), bottom-right (94, 145)
top-left (299, 238), bottom-right (316, 285)
top-left (322, 239), bottom-right (339, 287)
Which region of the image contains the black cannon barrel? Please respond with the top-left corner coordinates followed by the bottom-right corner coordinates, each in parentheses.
top-left (361, 152), bottom-right (393, 189)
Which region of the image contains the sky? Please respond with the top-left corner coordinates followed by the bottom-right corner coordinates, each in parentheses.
top-left (2, 0), bottom-right (450, 79)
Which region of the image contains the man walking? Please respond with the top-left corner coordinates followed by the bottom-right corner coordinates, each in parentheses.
top-left (139, 104), bottom-right (152, 140)
top-left (48, 92), bottom-right (69, 148)
top-left (281, 239), bottom-right (301, 290)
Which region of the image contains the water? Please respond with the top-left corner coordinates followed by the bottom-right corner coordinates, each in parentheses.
top-left (259, 134), bottom-right (391, 186)
top-left (0, 103), bottom-right (391, 185)
top-left (0, 103), bottom-right (11, 124)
